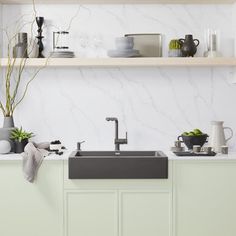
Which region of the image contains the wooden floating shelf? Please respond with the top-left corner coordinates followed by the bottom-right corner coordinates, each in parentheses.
top-left (1, 57), bottom-right (236, 67)
top-left (0, 0), bottom-right (235, 4)
top-left (1, 58), bottom-right (236, 67)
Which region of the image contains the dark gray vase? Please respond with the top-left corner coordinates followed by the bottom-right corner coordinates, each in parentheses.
top-left (179, 35), bottom-right (200, 57)
top-left (0, 116), bottom-right (15, 152)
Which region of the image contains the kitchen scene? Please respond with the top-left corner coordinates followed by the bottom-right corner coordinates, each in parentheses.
top-left (0, 2), bottom-right (236, 236)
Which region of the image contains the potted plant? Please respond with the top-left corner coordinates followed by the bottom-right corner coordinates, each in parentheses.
top-left (10, 127), bottom-right (34, 153)
top-left (168, 39), bottom-right (182, 57)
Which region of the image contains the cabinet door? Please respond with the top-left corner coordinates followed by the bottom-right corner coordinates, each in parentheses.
top-left (120, 190), bottom-right (172, 236)
top-left (0, 161), bottom-right (63, 236)
top-left (65, 190), bottom-right (118, 236)
top-left (174, 161), bottom-right (236, 236)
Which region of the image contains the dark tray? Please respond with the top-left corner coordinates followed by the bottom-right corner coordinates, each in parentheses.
top-left (173, 151), bottom-right (217, 157)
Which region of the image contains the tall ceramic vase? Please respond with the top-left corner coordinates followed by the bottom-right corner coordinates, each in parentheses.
top-left (0, 116), bottom-right (15, 152)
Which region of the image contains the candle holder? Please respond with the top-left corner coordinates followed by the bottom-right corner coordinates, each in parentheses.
top-left (204, 29), bottom-right (221, 57)
top-left (36, 17), bottom-right (44, 58)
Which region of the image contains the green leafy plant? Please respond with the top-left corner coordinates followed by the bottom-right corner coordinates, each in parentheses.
top-left (0, 0), bottom-right (50, 118)
top-left (10, 127), bottom-right (34, 142)
top-left (169, 39), bottom-right (181, 50)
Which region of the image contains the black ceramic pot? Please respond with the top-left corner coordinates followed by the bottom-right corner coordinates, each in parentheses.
top-left (179, 35), bottom-right (200, 57)
top-left (178, 134), bottom-right (208, 150)
top-left (14, 139), bottom-right (28, 153)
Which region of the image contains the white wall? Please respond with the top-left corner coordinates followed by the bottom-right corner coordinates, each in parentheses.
top-left (1, 4), bottom-right (236, 151)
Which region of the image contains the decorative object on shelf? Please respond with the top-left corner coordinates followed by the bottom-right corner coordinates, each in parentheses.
top-left (203, 29), bottom-right (222, 57)
top-left (115, 37), bottom-right (134, 50)
top-left (0, 140), bottom-right (11, 154)
top-left (178, 129), bottom-right (208, 150)
top-left (10, 127), bottom-right (34, 153)
top-left (13, 32), bottom-right (28, 58)
top-left (179, 34), bottom-right (199, 57)
top-left (36, 16), bottom-right (45, 58)
top-left (107, 36), bottom-right (141, 58)
top-left (51, 51), bottom-right (75, 58)
top-left (51, 31), bottom-right (74, 58)
top-left (125, 33), bottom-right (162, 57)
top-left (168, 39), bottom-right (182, 57)
top-left (209, 121), bottom-right (233, 153)
top-left (53, 31), bottom-right (69, 50)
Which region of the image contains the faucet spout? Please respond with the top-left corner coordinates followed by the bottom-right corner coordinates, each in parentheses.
top-left (106, 117), bottom-right (128, 151)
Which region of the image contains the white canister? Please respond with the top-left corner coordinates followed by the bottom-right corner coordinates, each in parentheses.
top-left (0, 140), bottom-right (11, 154)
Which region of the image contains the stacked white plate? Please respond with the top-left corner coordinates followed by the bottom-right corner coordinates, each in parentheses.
top-left (50, 51), bottom-right (75, 58)
top-left (107, 49), bottom-right (141, 58)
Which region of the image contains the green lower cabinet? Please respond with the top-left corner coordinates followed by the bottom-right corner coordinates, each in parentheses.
top-left (0, 161), bottom-right (64, 236)
top-left (2, 159), bottom-right (236, 236)
top-left (64, 189), bottom-right (172, 236)
top-left (65, 190), bottom-right (118, 236)
top-left (174, 161), bottom-right (236, 236)
top-left (120, 190), bottom-right (172, 236)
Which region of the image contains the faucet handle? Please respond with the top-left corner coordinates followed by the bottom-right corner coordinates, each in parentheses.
top-left (116, 132), bottom-right (128, 144)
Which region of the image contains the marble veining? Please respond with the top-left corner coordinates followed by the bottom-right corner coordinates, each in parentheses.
top-left (0, 4), bottom-right (236, 151)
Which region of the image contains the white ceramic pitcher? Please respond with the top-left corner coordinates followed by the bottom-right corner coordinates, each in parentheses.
top-left (209, 121), bottom-right (233, 153)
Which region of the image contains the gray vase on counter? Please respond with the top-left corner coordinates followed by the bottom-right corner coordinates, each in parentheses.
top-left (0, 116), bottom-right (15, 152)
top-left (13, 33), bottom-right (28, 58)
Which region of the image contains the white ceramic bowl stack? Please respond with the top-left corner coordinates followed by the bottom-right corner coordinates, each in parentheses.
top-left (107, 37), bottom-right (141, 58)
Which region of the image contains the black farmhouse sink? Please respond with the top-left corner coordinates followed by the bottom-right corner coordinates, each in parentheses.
top-left (69, 151), bottom-right (168, 179)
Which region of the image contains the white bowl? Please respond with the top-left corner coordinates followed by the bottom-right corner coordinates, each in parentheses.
top-left (115, 37), bottom-right (134, 50)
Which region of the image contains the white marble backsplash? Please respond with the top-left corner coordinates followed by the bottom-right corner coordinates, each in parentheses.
top-left (1, 4), bottom-right (236, 151)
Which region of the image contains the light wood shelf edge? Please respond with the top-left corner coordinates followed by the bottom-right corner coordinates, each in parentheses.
top-left (0, 0), bottom-right (235, 4)
top-left (1, 57), bottom-right (236, 67)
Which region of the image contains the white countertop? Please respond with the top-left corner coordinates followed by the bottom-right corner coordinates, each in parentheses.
top-left (0, 150), bottom-right (236, 161)
top-left (0, 151), bottom-right (70, 161)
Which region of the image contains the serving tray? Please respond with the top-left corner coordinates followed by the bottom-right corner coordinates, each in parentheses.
top-left (173, 151), bottom-right (217, 157)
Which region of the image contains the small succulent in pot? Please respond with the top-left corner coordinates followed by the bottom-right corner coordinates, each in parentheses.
top-left (10, 127), bottom-right (34, 153)
top-left (168, 39), bottom-right (182, 57)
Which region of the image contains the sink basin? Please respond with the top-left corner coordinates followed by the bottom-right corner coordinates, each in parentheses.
top-left (69, 151), bottom-right (168, 179)
top-left (75, 150), bottom-right (160, 157)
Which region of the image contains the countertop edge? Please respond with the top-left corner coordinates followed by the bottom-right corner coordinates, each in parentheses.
top-left (0, 150), bottom-right (236, 161)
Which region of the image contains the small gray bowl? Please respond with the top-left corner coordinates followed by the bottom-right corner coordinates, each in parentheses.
top-left (115, 37), bottom-right (134, 50)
